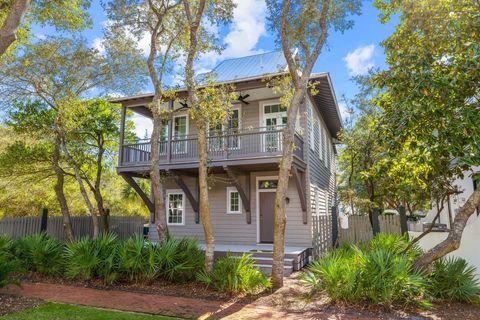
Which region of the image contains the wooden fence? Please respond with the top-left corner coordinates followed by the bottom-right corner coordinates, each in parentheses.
top-left (0, 215), bottom-right (144, 241)
top-left (339, 214), bottom-right (402, 244)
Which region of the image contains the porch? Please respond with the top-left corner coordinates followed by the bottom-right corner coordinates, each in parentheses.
top-left (118, 127), bottom-right (305, 171)
top-left (198, 243), bottom-right (312, 276)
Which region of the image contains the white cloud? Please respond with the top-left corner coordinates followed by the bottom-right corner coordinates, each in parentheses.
top-left (197, 0), bottom-right (267, 70)
top-left (130, 114), bottom-right (153, 139)
top-left (344, 44), bottom-right (375, 76)
top-left (92, 38), bottom-right (105, 54)
top-left (338, 102), bottom-right (351, 120)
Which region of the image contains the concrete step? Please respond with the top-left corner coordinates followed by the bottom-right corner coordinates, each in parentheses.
top-left (255, 264), bottom-right (293, 277)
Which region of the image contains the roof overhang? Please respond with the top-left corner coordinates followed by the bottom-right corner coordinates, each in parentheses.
top-left (308, 73), bottom-right (343, 139)
top-left (111, 72), bottom-right (343, 138)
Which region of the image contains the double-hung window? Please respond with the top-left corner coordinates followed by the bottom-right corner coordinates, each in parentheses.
top-left (166, 191), bottom-right (185, 225)
top-left (173, 116), bottom-right (187, 154)
top-left (227, 187), bottom-right (242, 214)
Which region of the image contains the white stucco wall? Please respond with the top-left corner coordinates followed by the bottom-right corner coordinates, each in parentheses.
top-left (410, 214), bottom-right (480, 279)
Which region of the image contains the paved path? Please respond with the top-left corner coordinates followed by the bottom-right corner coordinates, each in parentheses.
top-left (1, 282), bottom-right (368, 319)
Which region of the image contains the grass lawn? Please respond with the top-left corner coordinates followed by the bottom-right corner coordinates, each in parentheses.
top-left (0, 303), bottom-right (180, 320)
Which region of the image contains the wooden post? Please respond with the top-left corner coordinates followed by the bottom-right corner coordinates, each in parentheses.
top-left (331, 206), bottom-right (338, 247)
top-left (372, 208), bottom-right (381, 236)
top-left (40, 208), bottom-right (48, 233)
top-left (398, 205), bottom-right (408, 235)
top-left (118, 105), bottom-right (127, 166)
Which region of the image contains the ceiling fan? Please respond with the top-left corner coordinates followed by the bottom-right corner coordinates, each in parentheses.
top-left (237, 93), bottom-right (250, 104)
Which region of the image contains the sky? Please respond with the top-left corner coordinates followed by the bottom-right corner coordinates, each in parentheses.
top-left (31, 0), bottom-right (399, 136)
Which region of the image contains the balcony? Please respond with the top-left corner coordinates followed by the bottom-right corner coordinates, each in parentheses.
top-left (118, 127), bottom-right (304, 170)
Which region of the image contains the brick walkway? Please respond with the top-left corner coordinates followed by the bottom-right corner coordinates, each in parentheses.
top-left (1, 282), bottom-right (369, 319)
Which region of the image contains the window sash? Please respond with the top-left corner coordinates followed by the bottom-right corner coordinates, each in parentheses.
top-left (167, 193), bottom-right (184, 225)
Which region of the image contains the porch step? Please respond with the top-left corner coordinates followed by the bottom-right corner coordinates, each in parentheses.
top-left (255, 264), bottom-right (293, 277)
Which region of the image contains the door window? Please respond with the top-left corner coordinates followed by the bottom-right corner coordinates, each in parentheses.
top-left (173, 116), bottom-right (187, 154)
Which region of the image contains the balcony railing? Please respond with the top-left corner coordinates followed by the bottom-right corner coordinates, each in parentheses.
top-left (119, 127), bottom-right (304, 167)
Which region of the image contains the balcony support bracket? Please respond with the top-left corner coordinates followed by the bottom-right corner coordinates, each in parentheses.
top-left (224, 166), bottom-right (251, 224)
top-left (292, 165), bottom-right (308, 224)
top-left (169, 170), bottom-right (199, 223)
top-left (121, 173), bottom-right (155, 213)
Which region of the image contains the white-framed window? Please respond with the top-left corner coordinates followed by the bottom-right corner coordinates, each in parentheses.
top-left (172, 115), bottom-right (188, 154)
top-left (166, 190), bottom-right (185, 225)
top-left (307, 105), bottom-right (314, 151)
top-left (227, 187), bottom-right (242, 214)
top-left (313, 121), bottom-right (320, 154)
top-left (318, 122), bottom-right (323, 160)
top-left (322, 127), bottom-right (327, 164)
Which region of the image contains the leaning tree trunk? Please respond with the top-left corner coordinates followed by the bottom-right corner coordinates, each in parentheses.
top-left (52, 132), bottom-right (74, 240)
top-left (198, 124), bottom-right (215, 272)
top-left (272, 89), bottom-right (305, 289)
top-left (414, 188), bottom-right (480, 270)
top-left (0, 0), bottom-right (30, 56)
top-left (94, 144), bottom-right (108, 232)
top-left (61, 140), bottom-right (100, 239)
top-left (150, 110), bottom-right (168, 241)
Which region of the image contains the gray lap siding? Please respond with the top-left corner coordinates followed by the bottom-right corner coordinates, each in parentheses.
top-left (149, 170), bottom-right (312, 247)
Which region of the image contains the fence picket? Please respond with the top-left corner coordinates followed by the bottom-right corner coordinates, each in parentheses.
top-left (0, 215), bottom-right (143, 240)
top-left (339, 214), bottom-right (401, 245)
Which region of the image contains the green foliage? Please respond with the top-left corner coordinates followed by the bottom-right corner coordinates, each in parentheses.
top-left (15, 233), bottom-right (63, 275)
top-left (197, 254), bottom-right (270, 293)
top-left (118, 235), bottom-right (155, 283)
top-left (0, 235), bottom-right (22, 288)
top-left (428, 257), bottom-right (480, 303)
top-left (301, 234), bottom-right (429, 308)
top-left (63, 232), bottom-right (119, 283)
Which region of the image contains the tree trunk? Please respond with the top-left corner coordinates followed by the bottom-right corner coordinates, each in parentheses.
top-left (150, 111), bottom-right (168, 241)
top-left (272, 88), bottom-right (305, 289)
top-left (414, 189), bottom-right (480, 270)
top-left (0, 0), bottom-right (30, 56)
top-left (198, 124), bottom-right (215, 272)
top-left (94, 143), bottom-right (107, 232)
top-left (52, 132), bottom-right (74, 240)
top-left (61, 139), bottom-right (100, 239)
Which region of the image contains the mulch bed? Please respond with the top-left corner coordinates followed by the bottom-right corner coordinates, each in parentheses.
top-left (0, 293), bottom-right (43, 316)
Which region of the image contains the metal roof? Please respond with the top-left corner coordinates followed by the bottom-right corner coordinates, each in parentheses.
top-left (197, 51), bottom-right (287, 83)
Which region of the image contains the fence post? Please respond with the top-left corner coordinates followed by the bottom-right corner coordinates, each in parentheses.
top-left (40, 208), bottom-right (48, 233)
top-left (398, 205), bottom-right (408, 235)
top-left (331, 206), bottom-right (339, 247)
top-left (372, 208), bottom-right (381, 235)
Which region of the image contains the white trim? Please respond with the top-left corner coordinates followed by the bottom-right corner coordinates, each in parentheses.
top-left (255, 176), bottom-right (278, 244)
top-left (172, 114), bottom-right (189, 138)
top-left (166, 189), bottom-right (185, 226)
top-left (259, 99), bottom-right (282, 128)
top-left (226, 187), bottom-right (242, 214)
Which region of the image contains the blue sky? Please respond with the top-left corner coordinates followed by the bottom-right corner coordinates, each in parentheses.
top-left (31, 0), bottom-right (398, 133)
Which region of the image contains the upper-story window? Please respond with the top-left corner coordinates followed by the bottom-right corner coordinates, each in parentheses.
top-left (322, 127), bottom-right (327, 164)
top-left (318, 121), bottom-right (323, 160)
top-left (313, 121), bottom-right (320, 154)
top-left (173, 116), bottom-right (188, 154)
top-left (208, 107), bottom-right (241, 151)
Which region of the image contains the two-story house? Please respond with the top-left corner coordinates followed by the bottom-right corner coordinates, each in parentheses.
top-left (113, 51), bottom-right (341, 275)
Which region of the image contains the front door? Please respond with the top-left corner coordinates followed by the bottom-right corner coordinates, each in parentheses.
top-left (259, 192), bottom-right (275, 243)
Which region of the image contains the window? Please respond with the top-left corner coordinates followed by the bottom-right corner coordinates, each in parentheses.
top-left (263, 103), bottom-right (287, 152)
top-left (208, 108), bottom-right (241, 151)
top-left (173, 116), bottom-right (188, 154)
top-left (227, 187), bottom-right (242, 214)
top-left (322, 127), bottom-right (327, 163)
top-left (313, 121), bottom-right (320, 154)
top-left (258, 180), bottom-right (278, 189)
top-left (166, 191), bottom-right (185, 225)
top-left (318, 122), bottom-right (323, 160)
top-left (307, 105), bottom-right (314, 151)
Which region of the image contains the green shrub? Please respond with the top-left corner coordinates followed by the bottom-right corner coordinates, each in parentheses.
top-left (15, 233), bottom-right (63, 275)
top-left (153, 237), bottom-right (204, 282)
top-left (118, 235), bottom-right (156, 282)
top-left (0, 235), bottom-right (23, 288)
top-left (197, 254), bottom-right (271, 293)
top-left (428, 257), bottom-right (480, 303)
top-left (301, 233), bottom-right (429, 308)
top-left (64, 232), bottom-right (120, 283)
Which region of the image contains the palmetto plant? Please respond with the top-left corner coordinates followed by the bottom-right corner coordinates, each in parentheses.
top-left (15, 233), bottom-right (63, 275)
top-left (0, 235), bottom-right (22, 288)
top-left (301, 234), bottom-right (430, 308)
top-left (197, 253), bottom-right (270, 293)
top-left (428, 257), bottom-right (480, 303)
top-left (64, 232), bottom-right (120, 283)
